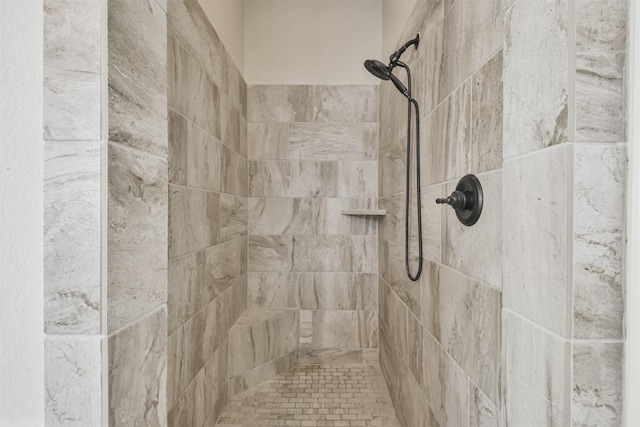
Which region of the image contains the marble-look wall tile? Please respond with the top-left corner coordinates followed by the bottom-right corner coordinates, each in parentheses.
top-left (503, 145), bottom-right (570, 337)
top-left (422, 185), bottom-right (444, 262)
top-left (220, 144), bottom-right (247, 196)
top-left (572, 342), bottom-right (623, 426)
top-left (248, 235), bottom-right (294, 272)
top-left (302, 310), bottom-right (378, 350)
top-left (44, 142), bottom-right (101, 334)
top-left (421, 328), bottom-right (443, 423)
top-left (248, 272), bottom-right (306, 308)
top-left (299, 348), bottom-right (364, 365)
top-left (300, 273), bottom-right (378, 310)
top-left (108, 0), bottom-right (167, 157)
top-left (573, 144), bottom-right (625, 339)
top-left (168, 238), bottom-right (245, 333)
top-left (293, 235), bottom-right (378, 273)
top-left (108, 143), bottom-right (168, 332)
top-left (168, 185), bottom-right (219, 258)
top-left (388, 242), bottom-right (422, 319)
top-left (230, 274), bottom-right (248, 327)
top-left (576, 0), bottom-right (627, 52)
top-left (442, 81), bottom-right (472, 181)
top-left (443, 170), bottom-right (502, 289)
top-left (219, 194), bottom-right (247, 242)
top-left (503, 0), bottom-right (568, 158)
top-left (167, 0), bottom-right (227, 88)
top-left (229, 309), bottom-right (298, 377)
top-left (379, 281), bottom-right (408, 359)
top-left (288, 123), bottom-right (378, 161)
top-left (471, 50), bottom-right (503, 174)
top-left (422, 103), bottom-right (447, 186)
top-left (229, 351), bottom-right (298, 396)
top-left (248, 85), bottom-right (314, 122)
top-left (441, 349), bottom-right (471, 427)
top-left (438, 265), bottom-right (501, 403)
top-left (247, 122), bottom-right (289, 160)
top-left (380, 144), bottom-right (406, 196)
top-left (421, 259), bottom-right (441, 341)
top-left (503, 310), bottom-right (569, 427)
top-left (313, 85), bottom-right (378, 122)
top-left (44, 0), bottom-right (101, 140)
top-left (379, 195), bottom-right (398, 244)
top-left (338, 161), bottom-right (378, 198)
top-left (109, 308), bottom-right (167, 427)
top-left (470, 384), bottom-right (499, 427)
top-left (168, 34), bottom-right (221, 139)
top-left (220, 95), bottom-right (242, 155)
top-left (249, 160), bottom-right (338, 198)
top-left (45, 336), bottom-right (102, 427)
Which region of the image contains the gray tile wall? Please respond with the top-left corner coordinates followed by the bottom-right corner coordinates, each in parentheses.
top-left (167, 1), bottom-right (248, 426)
top-left (247, 85), bottom-right (380, 365)
top-left (379, 0), bottom-right (627, 426)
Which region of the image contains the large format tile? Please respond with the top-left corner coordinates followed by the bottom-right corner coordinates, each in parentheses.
top-left (229, 351), bottom-right (298, 396)
top-left (219, 194), bottom-right (247, 242)
top-left (248, 85), bottom-right (313, 122)
top-left (573, 144), bottom-right (625, 339)
top-left (503, 310), bottom-right (569, 427)
top-left (45, 336), bottom-right (102, 427)
top-left (108, 143), bottom-right (168, 332)
top-left (503, 0), bottom-right (569, 158)
top-left (572, 342), bottom-right (623, 427)
top-left (248, 272), bottom-right (306, 308)
top-left (300, 273), bottom-right (378, 310)
top-left (44, 141), bottom-right (101, 334)
top-left (168, 184), bottom-right (219, 258)
top-left (288, 123), bottom-right (378, 161)
top-left (302, 310), bottom-right (378, 349)
top-left (247, 122), bottom-right (289, 160)
top-left (388, 241), bottom-right (422, 319)
top-left (44, 0), bottom-right (101, 140)
top-left (293, 235), bottom-right (378, 273)
top-left (313, 85), bottom-right (378, 122)
top-left (248, 235), bottom-right (294, 272)
top-left (249, 160), bottom-right (338, 198)
top-left (503, 146), bottom-right (570, 337)
top-left (108, 0), bottom-right (167, 157)
top-left (443, 170), bottom-right (502, 289)
top-left (109, 308), bottom-right (167, 427)
top-left (438, 265), bottom-right (501, 403)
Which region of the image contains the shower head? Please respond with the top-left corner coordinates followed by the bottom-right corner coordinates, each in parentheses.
top-left (364, 59), bottom-right (411, 99)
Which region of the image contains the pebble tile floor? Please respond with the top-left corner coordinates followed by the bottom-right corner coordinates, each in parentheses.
top-left (216, 364), bottom-right (402, 427)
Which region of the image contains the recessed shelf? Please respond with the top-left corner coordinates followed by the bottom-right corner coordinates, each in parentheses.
top-left (341, 209), bottom-right (387, 216)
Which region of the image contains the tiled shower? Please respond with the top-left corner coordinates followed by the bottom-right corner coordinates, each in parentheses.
top-left (39, 0), bottom-right (628, 426)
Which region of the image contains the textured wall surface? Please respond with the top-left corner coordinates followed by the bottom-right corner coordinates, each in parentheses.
top-left (247, 85), bottom-right (380, 365)
top-left (166, 1), bottom-right (248, 425)
top-left (378, 0), bottom-right (627, 426)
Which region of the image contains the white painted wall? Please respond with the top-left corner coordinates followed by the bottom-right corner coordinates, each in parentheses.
top-left (0, 1), bottom-right (45, 425)
top-left (199, 0), bottom-right (245, 74)
top-left (382, 0), bottom-right (416, 54)
top-left (244, 0), bottom-right (382, 85)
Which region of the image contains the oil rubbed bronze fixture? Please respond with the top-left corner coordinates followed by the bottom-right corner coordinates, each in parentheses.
top-left (436, 174), bottom-right (484, 226)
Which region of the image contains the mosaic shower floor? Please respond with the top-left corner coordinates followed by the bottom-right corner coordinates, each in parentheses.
top-left (216, 364), bottom-right (402, 427)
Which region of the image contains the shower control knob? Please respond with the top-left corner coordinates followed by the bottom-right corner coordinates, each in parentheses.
top-left (436, 174), bottom-right (484, 227)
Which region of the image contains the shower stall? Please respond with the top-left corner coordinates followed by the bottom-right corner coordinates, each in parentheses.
top-left (0, 0), bottom-right (629, 425)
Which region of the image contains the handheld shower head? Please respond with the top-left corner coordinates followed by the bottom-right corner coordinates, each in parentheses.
top-left (364, 59), bottom-right (411, 99)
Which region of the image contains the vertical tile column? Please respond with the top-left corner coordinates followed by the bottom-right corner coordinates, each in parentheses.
top-left (166, 1), bottom-right (248, 426)
top-left (44, 0), bottom-right (104, 425)
top-left (503, 0), bottom-right (627, 425)
top-left (247, 85), bottom-right (380, 365)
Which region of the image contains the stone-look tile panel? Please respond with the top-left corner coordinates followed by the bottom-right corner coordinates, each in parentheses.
top-left (249, 160), bottom-right (338, 198)
top-left (293, 235), bottom-right (378, 273)
top-left (503, 0), bottom-right (568, 158)
top-left (230, 275), bottom-right (248, 327)
top-left (573, 144), bottom-right (625, 339)
top-left (443, 170), bottom-right (502, 290)
top-left (168, 185), bottom-right (219, 258)
top-left (248, 85), bottom-right (314, 122)
top-left (471, 50), bottom-right (503, 174)
top-left (438, 266), bottom-right (501, 403)
top-left (169, 109), bottom-right (222, 191)
top-left (167, 293), bottom-right (229, 408)
top-left (168, 339), bottom-right (228, 427)
top-left (229, 309), bottom-right (299, 377)
top-left (247, 272), bottom-right (305, 308)
top-left (247, 122), bottom-right (289, 160)
top-left (300, 310), bottom-right (378, 350)
top-left (421, 259), bottom-right (441, 341)
top-left (572, 342), bottom-right (623, 427)
top-left (503, 145), bottom-right (570, 337)
top-left (109, 308), bottom-right (167, 427)
top-left (313, 85), bottom-right (379, 122)
top-left (108, 0), bottom-right (167, 156)
top-left (443, 81), bottom-right (472, 182)
top-left (470, 384), bottom-right (499, 427)
top-left (108, 143), bottom-right (168, 332)
top-left (44, 142), bottom-right (101, 334)
top-left (380, 144), bottom-right (407, 196)
top-left (44, 0), bottom-right (101, 140)
top-left (379, 195), bottom-right (398, 244)
top-left (228, 351), bottom-right (298, 396)
top-left (300, 273), bottom-right (378, 310)
top-left (219, 194), bottom-right (247, 242)
top-left (45, 336), bottom-right (102, 427)
top-left (168, 34), bottom-right (221, 139)
top-left (422, 184), bottom-right (444, 262)
top-left (388, 242), bottom-right (422, 319)
top-left (167, 0), bottom-right (227, 89)
top-left (288, 123), bottom-right (378, 161)
top-left (576, 0), bottom-right (627, 52)
top-left (379, 281), bottom-right (408, 361)
top-left (503, 311), bottom-right (569, 427)
top-left (168, 238), bottom-right (245, 334)
top-left (220, 145), bottom-right (247, 196)
top-left (248, 235), bottom-right (294, 272)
